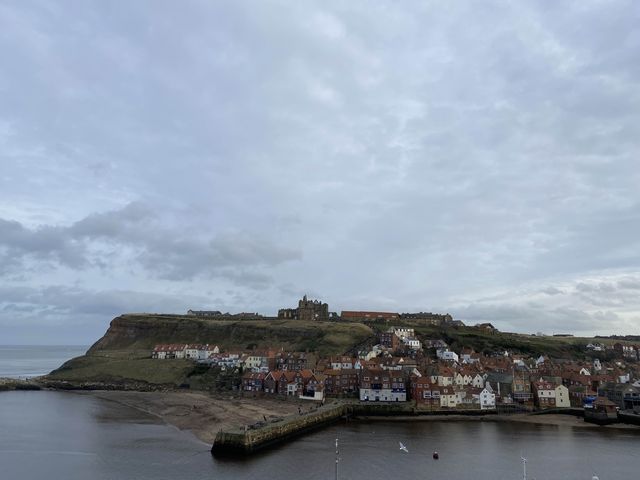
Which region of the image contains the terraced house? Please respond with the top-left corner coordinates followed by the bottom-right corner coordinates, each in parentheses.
top-left (359, 368), bottom-right (407, 402)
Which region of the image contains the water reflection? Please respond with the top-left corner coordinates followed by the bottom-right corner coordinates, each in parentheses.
top-left (1, 391), bottom-right (639, 480)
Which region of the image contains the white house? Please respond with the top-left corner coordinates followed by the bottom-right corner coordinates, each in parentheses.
top-left (438, 387), bottom-right (458, 408)
top-left (593, 358), bottom-right (602, 372)
top-left (471, 374), bottom-right (485, 388)
top-left (185, 344), bottom-right (214, 360)
top-left (454, 372), bottom-right (473, 386)
top-left (300, 388), bottom-right (324, 401)
top-left (402, 337), bottom-right (422, 350)
top-left (480, 385), bottom-right (496, 410)
top-left (361, 345), bottom-right (382, 360)
top-left (437, 369), bottom-right (455, 386)
top-left (184, 345), bottom-right (200, 359)
top-left (461, 354), bottom-right (480, 364)
top-left (244, 354), bottom-right (267, 371)
top-left (287, 382), bottom-right (299, 396)
top-left (330, 356), bottom-right (357, 370)
top-left (437, 349), bottom-right (459, 362)
top-left (152, 344), bottom-right (187, 359)
top-left (555, 385), bottom-right (570, 408)
top-left (392, 327), bottom-right (415, 340)
top-left (359, 371), bottom-right (407, 402)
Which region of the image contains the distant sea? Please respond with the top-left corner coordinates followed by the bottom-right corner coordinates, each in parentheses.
top-left (0, 345), bottom-right (88, 378)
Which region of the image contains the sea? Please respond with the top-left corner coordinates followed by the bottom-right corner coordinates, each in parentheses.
top-left (1, 346), bottom-right (640, 480)
top-left (0, 345), bottom-right (89, 378)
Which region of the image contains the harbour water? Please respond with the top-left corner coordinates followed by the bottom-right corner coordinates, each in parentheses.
top-left (1, 347), bottom-right (640, 479)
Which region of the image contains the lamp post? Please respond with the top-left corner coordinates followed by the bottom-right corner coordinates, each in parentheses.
top-left (335, 438), bottom-right (339, 480)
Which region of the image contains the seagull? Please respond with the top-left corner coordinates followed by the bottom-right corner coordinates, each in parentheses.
top-left (399, 442), bottom-right (409, 453)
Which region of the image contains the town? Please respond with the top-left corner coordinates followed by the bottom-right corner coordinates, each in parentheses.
top-left (151, 297), bottom-right (640, 418)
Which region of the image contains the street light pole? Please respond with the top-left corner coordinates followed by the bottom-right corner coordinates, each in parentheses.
top-left (335, 438), bottom-right (339, 480)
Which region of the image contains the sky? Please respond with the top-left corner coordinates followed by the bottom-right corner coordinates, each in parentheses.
top-left (1, 1), bottom-right (640, 344)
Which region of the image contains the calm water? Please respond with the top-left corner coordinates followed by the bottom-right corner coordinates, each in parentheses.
top-left (1, 348), bottom-right (640, 479)
top-left (1, 391), bottom-right (640, 480)
top-left (0, 345), bottom-right (88, 378)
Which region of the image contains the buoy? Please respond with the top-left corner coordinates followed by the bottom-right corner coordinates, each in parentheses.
top-left (433, 451), bottom-right (439, 460)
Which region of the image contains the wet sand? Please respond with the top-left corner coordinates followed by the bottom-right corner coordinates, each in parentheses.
top-left (361, 413), bottom-right (640, 430)
top-left (80, 391), bottom-right (309, 444)
top-left (79, 391), bottom-right (640, 444)
top-left (487, 413), bottom-right (640, 430)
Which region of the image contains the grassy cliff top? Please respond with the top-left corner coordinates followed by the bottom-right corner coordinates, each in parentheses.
top-left (87, 314), bottom-right (375, 356)
top-left (46, 313), bottom-right (630, 387)
top-left (46, 314), bottom-right (376, 386)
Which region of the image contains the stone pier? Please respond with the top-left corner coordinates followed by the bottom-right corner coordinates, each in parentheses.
top-left (211, 403), bottom-right (346, 455)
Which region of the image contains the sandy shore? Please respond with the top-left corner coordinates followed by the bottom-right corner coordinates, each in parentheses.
top-left (78, 391), bottom-right (640, 444)
top-left (360, 413), bottom-right (640, 430)
top-left (488, 413), bottom-right (640, 430)
top-left (80, 391), bottom-right (310, 444)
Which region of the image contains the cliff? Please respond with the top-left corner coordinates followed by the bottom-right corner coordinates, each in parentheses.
top-left (86, 314), bottom-right (373, 355)
top-left (46, 314), bottom-right (375, 388)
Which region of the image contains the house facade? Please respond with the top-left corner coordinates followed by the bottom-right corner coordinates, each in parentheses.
top-left (360, 369), bottom-right (406, 402)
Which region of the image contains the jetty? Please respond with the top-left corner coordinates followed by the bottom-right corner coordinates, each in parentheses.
top-left (211, 401), bottom-right (499, 455)
top-left (212, 402), bottom-right (346, 455)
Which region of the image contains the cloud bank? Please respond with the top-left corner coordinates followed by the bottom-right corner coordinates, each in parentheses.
top-left (1, 1), bottom-right (640, 342)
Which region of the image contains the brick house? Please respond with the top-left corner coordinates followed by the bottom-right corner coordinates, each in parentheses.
top-left (360, 369), bottom-right (407, 402)
top-left (242, 372), bottom-right (266, 393)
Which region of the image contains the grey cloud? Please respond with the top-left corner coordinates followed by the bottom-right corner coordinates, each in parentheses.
top-left (69, 202), bottom-right (156, 239)
top-left (0, 284), bottom-right (219, 324)
top-left (617, 278), bottom-right (640, 291)
top-left (0, 203), bottom-right (301, 283)
top-left (575, 282), bottom-right (617, 294)
top-left (541, 287), bottom-right (564, 296)
top-left (0, 218), bottom-right (87, 268)
top-left (0, 285), bottom-right (219, 344)
top-left (453, 302), bottom-right (620, 336)
top-left (1, 1), bottom-right (640, 341)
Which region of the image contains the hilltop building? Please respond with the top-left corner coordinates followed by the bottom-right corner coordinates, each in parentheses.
top-left (278, 295), bottom-right (329, 322)
top-left (340, 311), bottom-right (399, 322)
top-left (187, 310), bottom-right (222, 317)
top-left (399, 312), bottom-right (454, 326)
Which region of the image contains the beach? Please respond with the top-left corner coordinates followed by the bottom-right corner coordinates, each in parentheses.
top-left (75, 391), bottom-right (640, 445)
top-left (79, 391), bottom-right (311, 443)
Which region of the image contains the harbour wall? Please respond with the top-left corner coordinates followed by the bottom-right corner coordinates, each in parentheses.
top-left (212, 403), bottom-right (346, 455)
top-left (618, 411), bottom-right (640, 426)
top-left (211, 402), bottom-right (501, 455)
top-left (212, 402), bottom-right (640, 455)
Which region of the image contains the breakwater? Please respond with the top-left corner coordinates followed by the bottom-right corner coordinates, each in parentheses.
top-left (211, 403), bottom-right (346, 455)
top-left (211, 402), bottom-right (500, 455)
top-left (0, 377), bottom-right (42, 391)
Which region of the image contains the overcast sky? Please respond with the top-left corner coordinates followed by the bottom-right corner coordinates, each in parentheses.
top-left (1, 1), bottom-right (640, 344)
